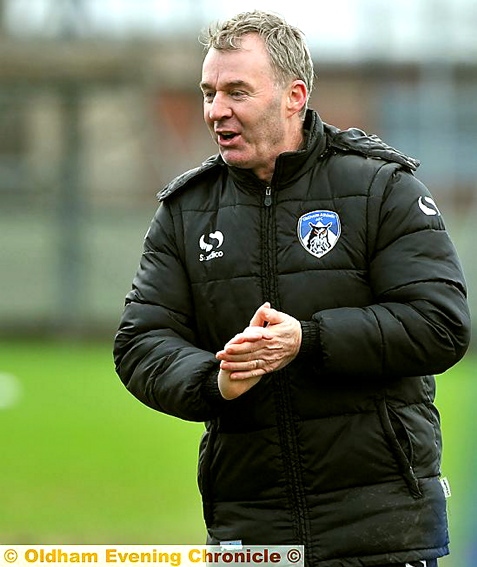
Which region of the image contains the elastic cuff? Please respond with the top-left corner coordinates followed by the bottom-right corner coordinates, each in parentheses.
top-left (299, 320), bottom-right (322, 356)
top-left (202, 368), bottom-right (228, 406)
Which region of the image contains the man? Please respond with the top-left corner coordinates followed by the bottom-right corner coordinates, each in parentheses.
top-left (114, 10), bottom-right (471, 567)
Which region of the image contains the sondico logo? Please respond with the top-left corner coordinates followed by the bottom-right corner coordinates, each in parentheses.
top-left (418, 196), bottom-right (441, 216)
top-left (199, 231), bottom-right (224, 262)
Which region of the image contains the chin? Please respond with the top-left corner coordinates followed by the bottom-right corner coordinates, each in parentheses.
top-left (219, 151), bottom-right (251, 170)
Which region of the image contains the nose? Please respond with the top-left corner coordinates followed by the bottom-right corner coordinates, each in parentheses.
top-left (207, 92), bottom-right (232, 121)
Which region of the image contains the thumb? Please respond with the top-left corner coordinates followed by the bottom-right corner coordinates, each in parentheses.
top-left (262, 306), bottom-right (284, 326)
top-left (249, 302), bottom-right (271, 327)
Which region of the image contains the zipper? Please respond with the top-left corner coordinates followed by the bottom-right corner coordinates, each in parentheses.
top-left (264, 186), bottom-right (272, 207)
top-left (260, 182), bottom-right (310, 545)
top-left (262, 184), bottom-right (275, 301)
top-left (274, 373), bottom-right (310, 543)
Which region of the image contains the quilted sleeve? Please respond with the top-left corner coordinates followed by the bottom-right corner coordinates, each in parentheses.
top-left (113, 201), bottom-right (226, 421)
top-left (314, 167), bottom-right (471, 379)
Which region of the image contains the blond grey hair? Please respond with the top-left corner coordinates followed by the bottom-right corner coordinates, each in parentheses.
top-left (200, 10), bottom-right (315, 114)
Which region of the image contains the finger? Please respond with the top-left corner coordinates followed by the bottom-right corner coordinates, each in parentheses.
top-left (229, 368), bottom-right (265, 380)
top-left (233, 328), bottom-right (267, 343)
top-left (219, 357), bottom-right (259, 369)
top-left (243, 326), bottom-right (274, 340)
top-left (223, 340), bottom-right (265, 356)
top-left (216, 340), bottom-right (258, 360)
top-left (220, 358), bottom-right (265, 376)
top-left (219, 347), bottom-right (263, 362)
top-left (222, 328), bottom-right (265, 350)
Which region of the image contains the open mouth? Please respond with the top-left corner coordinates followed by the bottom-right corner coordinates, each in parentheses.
top-left (217, 131), bottom-right (239, 143)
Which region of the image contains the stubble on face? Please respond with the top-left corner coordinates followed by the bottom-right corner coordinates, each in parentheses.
top-left (201, 34), bottom-right (293, 182)
top-left (237, 91), bottom-right (287, 180)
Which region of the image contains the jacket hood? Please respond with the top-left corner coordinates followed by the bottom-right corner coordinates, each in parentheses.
top-left (325, 122), bottom-right (420, 171)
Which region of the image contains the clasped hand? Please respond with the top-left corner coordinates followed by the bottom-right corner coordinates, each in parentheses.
top-left (216, 302), bottom-right (302, 400)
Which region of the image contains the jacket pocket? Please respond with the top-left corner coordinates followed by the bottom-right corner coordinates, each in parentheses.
top-left (198, 421), bottom-right (217, 525)
top-left (376, 398), bottom-right (423, 499)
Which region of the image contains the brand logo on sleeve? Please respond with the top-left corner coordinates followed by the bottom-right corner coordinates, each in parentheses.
top-left (418, 196), bottom-right (441, 216)
top-left (199, 231), bottom-right (224, 262)
top-left (297, 210), bottom-right (341, 258)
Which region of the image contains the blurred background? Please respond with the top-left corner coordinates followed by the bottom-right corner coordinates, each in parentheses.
top-left (0, 0), bottom-right (475, 564)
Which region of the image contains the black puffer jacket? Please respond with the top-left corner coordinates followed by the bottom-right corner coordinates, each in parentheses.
top-left (114, 110), bottom-right (471, 566)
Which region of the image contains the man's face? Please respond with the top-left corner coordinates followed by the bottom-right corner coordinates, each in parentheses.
top-left (200, 33), bottom-right (292, 182)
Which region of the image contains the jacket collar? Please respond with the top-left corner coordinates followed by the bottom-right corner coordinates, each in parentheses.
top-left (227, 109), bottom-right (327, 189)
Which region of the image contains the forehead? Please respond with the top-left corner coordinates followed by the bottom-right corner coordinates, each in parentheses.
top-left (201, 34), bottom-right (275, 86)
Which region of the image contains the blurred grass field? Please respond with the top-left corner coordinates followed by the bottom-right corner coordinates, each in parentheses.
top-left (0, 340), bottom-right (205, 544)
top-left (0, 340), bottom-right (475, 565)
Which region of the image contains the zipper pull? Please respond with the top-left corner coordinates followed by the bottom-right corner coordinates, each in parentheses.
top-left (264, 186), bottom-right (272, 207)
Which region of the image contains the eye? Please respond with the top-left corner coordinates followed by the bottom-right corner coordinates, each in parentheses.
top-left (202, 91), bottom-right (215, 103)
top-left (230, 91), bottom-right (246, 99)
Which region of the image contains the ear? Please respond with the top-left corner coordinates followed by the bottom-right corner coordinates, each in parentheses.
top-left (286, 80), bottom-right (307, 116)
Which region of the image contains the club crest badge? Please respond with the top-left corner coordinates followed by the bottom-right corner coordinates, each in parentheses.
top-left (297, 210), bottom-right (341, 259)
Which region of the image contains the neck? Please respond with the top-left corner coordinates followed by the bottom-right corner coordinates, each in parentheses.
top-left (256, 135), bottom-right (306, 184)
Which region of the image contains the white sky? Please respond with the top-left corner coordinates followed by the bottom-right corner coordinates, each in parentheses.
top-left (6, 0), bottom-right (477, 61)
top-left (7, 0), bottom-right (358, 45)
top-left (209, 0), bottom-right (359, 50)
